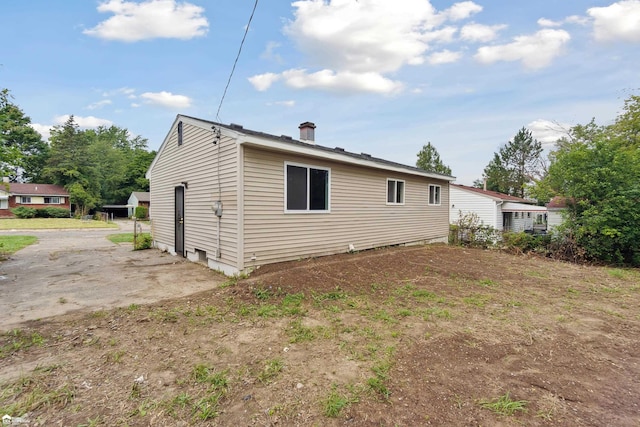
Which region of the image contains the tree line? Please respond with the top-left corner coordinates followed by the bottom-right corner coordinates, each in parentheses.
top-left (415, 93), bottom-right (640, 266)
top-left (1, 89), bottom-right (155, 216)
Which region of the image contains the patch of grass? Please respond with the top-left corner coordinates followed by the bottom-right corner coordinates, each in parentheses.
top-left (322, 385), bottom-right (359, 417)
top-left (480, 392), bottom-right (527, 416)
top-left (0, 218), bottom-right (117, 230)
top-left (252, 285), bottom-right (273, 300)
top-left (194, 392), bottom-right (224, 421)
top-left (0, 235), bottom-right (37, 256)
top-left (421, 307), bottom-right (452, 320)
top-left (411, 289), bottom-right (439, 300)
top-left (372, 309), bottom-right (396, 323)
top-left (478, 279), bottom-right (498, 287)
top-left (107, 350), bottom-right (126, 363)
top-left (287, 320), bottom-right (316, 343)
top-left (607, 268), bottom-right (628, 279)
top-left (191, 364), bottom-right (229, 391)
top-left (107, 233), bottom-right (135, 244)
top-left (257, 358), bottom-right (284, 384)
top-left (0, 330), bottom-right (46, 358)
top-left (462, 294), bottom-right (491, 307)
top-left (313, 288), bottom-right (348, 304)
top-left (280, 292), bottom-right (306, 316)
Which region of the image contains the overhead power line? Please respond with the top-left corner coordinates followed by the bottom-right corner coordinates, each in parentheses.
top-left (215, 0), bottom-right (259, 121)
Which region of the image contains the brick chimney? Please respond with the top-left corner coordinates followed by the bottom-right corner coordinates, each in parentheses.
top-left (299, 122), bottom-right (316, 144)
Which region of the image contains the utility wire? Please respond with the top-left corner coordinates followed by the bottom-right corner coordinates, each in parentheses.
top-left (215, 0), bottom-right (259, 121)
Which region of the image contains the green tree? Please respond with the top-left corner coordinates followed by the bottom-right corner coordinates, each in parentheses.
top-left (480, 127), bottom-right (543, 197)
top-left (0, 89), bottom-right (49, 181)
top-left (416, 142), bottom-right (452, 175)
top-left (539, 94), bottom-right (640, 265)
top-left (43, 116), bottom-right (100, 216)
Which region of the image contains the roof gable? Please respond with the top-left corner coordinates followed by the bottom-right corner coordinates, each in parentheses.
top-left (8, 183), bottom-right (69, 196)
top-left (132, 191), bottom-right (150, 202)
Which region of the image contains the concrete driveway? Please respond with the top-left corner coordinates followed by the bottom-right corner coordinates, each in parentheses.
top-left (0, 221), bottom-right (225, 329)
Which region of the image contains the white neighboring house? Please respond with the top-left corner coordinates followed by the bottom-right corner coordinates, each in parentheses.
top-left (127, 191), bottom-right (150, 218)
top-left (546, 196), bottom-right (569, 230)
top-left (450, 184), bottom-right (547, 232)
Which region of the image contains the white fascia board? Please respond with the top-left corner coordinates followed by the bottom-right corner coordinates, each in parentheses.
top-left (502, 202), bottom-right (547, 212)
top-left (238, 135), bottom-right (455, 181)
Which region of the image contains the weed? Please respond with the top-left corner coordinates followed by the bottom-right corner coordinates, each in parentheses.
top-left (421, 307), bottom-right (452, 320)
top-left (288, 320), bottom-right (316, 343)
top-left (607, 268), bottom-right (627, 279)
top-left (191, 364), bottom-right (228, 391)
top-left (195, 393), bottom-right (223, 420)
top-left (480, 392), bottom-right (527, 416)
top-left (322, 385), bottom-right (359, 417)
top-left (313, 288), bottom-right (348, 304)
top-left (172, 392), bottom-right (191, 408)
top-left (77, 416), bottom-right (102, 427)
top-left (478, 279), bottom-right (498, 287)
top-left (372, 309), bottom-right (396, 323)
top-left (280, 292), bottom-right (305, 316)
top-left (252, 286), bottom-right (273, 300)
top-left (0, 330), bottom-right (46, 358)
top-left (107, 350), bottom-right (126, 363)
top-left (462, 294), bottom-right (490, 307)
top-left (128, 303), bottom-right (140, 311)
top-left (256, 304), bottom-right (278, 317)
top-left (257, 358), bottom-right (284, 384)
top-left (58, 297), bottom-right (67, 304)
top-left (367, 377), bottom-right (390, 400)
top-left (411, 289), bottom-right (438, 300)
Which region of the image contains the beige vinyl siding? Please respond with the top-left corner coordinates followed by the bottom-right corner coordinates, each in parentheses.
top-left (242, 146), bottom-right (449, 267)
top-left (149, 121), bottom-right (238, 267)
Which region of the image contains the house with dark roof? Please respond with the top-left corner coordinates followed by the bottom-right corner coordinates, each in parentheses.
top-left (0, 182), bottom-right (70, 218)
top-left (127, 191), bottom-right (150, 218)
top-left (450, 184), bottom-right (547, 232)
top-left (146, 115), bottom-right (455, 275)
top-left (546, 196), bottom-right (570, 230)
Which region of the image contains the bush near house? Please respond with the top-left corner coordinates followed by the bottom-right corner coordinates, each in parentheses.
top-left (134, 206), bottom-right (148, 219)
top-left (10, 207), bottom-right (37, 218)
top-left (35, 207), bottom-right (70, 218)
top-left (11, 207), bottom-right (70, 219)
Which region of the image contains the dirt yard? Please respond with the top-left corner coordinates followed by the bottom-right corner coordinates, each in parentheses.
top-left (1, 244), bottom-right (639, 426)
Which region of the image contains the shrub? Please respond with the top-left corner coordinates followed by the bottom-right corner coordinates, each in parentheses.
top-left (11, 207), bottom-right (37, 218)
top-left (134, 233), bottom-right (152, 250)
top-left (449, 212), bottom-right (500, 248)
top-left (134, 206), bottom-right (148, 219)
top-left (502, 232), bottom-right (551, 254)
top-left (36, 207), bottom-right (70, 218)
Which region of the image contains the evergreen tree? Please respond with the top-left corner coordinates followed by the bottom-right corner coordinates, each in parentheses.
top-left (416, 142), bottom-right (452, 175)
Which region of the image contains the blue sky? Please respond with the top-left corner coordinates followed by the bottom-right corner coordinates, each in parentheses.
top-left (2, 0), bottom-right (639, 184)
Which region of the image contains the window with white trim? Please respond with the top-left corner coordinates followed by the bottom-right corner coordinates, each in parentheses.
top-left (387, 179), bottom-right (404, 204)
top-left (285, 162), bottom-right (330, 212)
top-left (0, 199), bottom-right (7, 209)
top-left (428, 184), bottom-right (441, 205)
top-left (44, 197), bottom-right (61, 204)
top-left (21, 196), bottom-right (31, 204)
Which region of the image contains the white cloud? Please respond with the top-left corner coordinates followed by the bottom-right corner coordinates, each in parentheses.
top-left (251, 0), bottom-right (484, 94)
top-left (86, 99), bottom-right (112, 110)
top-left (537, 18), bottom-right (562, 27)
top-left (460, 23), bottom-right (507, 42)
top-left (131, 103), bottom-right (141, 108)
top-left (280, 69), bottom-right (404, 95)
top-left (53, 115), bottom-right (114, 128)
top-left (261, 41), bottom-right (283, 63)
top-left (588, 0), bottom-right (640, 42)
top-left (84, 0), bottom-right (209, 42)
top-left (30, 123), bottom-right (53, 141)
top-left (269, 100), bottom-right (296, 107)
top-left (140, 91), bottom-right (191, 108)
top-left (474, 29), bottom-right (570, 70)
top-left (428, 49), bottom-right (462, 65)
top-left (527, 119), bottom-right (572, 147)
top-left (248, 73), bottom-right (281, 92)
top-left (442, 1), bottom-right (482, 21)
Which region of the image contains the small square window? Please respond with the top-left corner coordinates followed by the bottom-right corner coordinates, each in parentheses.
top-left (428, 185), bottom-right (441, 205)
top-left (387, 179), bottom-right (404, 204)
